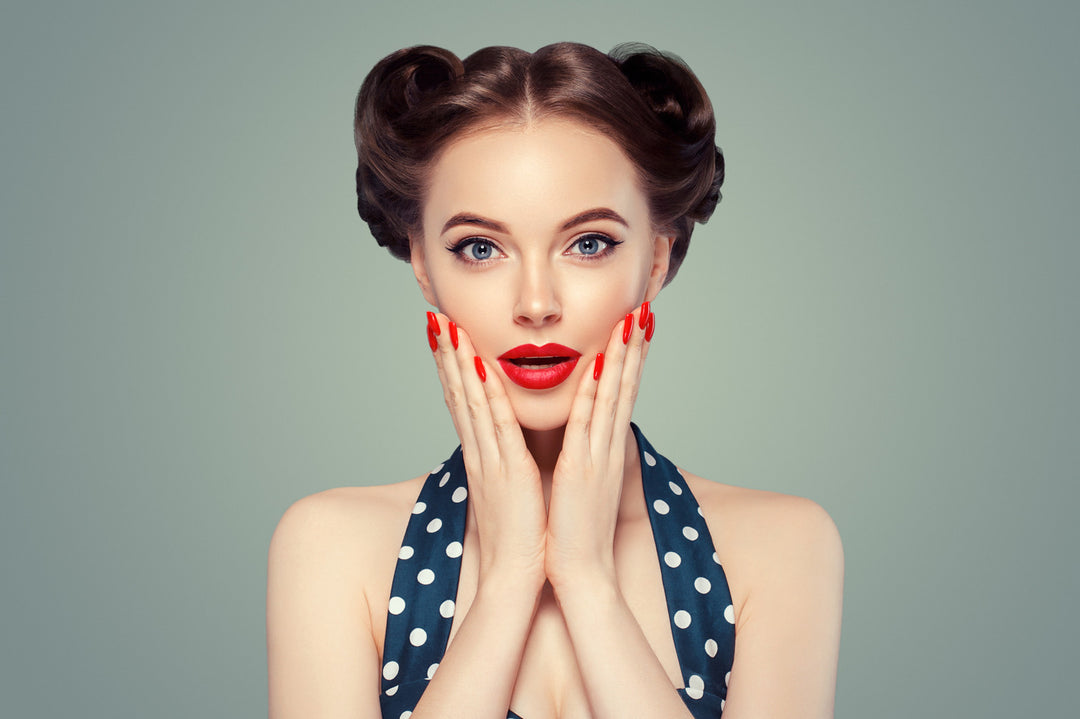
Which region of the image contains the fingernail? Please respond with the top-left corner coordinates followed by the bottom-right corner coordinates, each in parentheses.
top-left (645, 312), bottom-right (656, 341)
top-left (449, 321), bottom-right (459, 350)
top-left (639, 301), bottom-right (650, 329)
top-left (427, 325), bottom-right (438, 352)
top-left (474, 356), bottom-right (486, 382)
top-left (593, 352), bottom-right (605, 380)
top-left (427, 311), bottom-right (441, 336)
top-left (622, 313), bottom-right (634, 344)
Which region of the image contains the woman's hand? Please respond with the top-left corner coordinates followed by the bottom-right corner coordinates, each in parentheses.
top-left (426, 312), bottom-right (548, 593)
top-left (544, 302), bottom-right (655, 593)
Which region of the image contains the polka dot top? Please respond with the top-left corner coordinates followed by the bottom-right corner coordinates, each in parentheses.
top-left (379, 423), bottom-right (735, 718)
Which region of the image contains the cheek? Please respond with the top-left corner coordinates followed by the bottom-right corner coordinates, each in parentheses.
top-left (565, 271), bottom-right (649, 342)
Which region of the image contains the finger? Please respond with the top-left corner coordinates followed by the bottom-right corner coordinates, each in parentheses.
top-left (474, 344), bottom-right (532, 471)
top-left (589, 308), bottom-right (638, 456)
top-left (428, 311), bottom-right (481, 476)
top-left (448, 324), bottom-right (503, 481)
top-left (563, 351), bottom-right (604, 463)
top-left (610, 302), bottom-right (652, 455)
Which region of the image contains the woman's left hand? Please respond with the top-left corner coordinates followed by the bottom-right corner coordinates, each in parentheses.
top-left (544, 301), bottom-right (655, 592)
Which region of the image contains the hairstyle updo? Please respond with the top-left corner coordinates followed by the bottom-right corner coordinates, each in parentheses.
top-left (354, 42), bottom-right (723, 285)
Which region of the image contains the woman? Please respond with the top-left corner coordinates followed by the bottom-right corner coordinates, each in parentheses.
top-left (267, 43), bottom-right (843, 719)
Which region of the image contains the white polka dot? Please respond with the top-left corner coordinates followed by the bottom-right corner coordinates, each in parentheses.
top-left (388, 596), bottom-right (405, 615)
top-left (721, 699), bottom-right (725, 710)
top-left (431, 463), bottom-right (444, 475)
top-left (686, 674), bottom-right (705, 700)
top-left (412, 501), bottom-right (426, 515)
top-left (451, 486), bottom-right (468, 503)
top-left (427, 662), bottom-right (439, 679)
top-left (712, 551), bottom-right (720, 565)
top-left (399, 712), bottom-right (412, 719)
top-left (653, 499), bottom-right (670, 515)
top-left (668, 480), bottom-right (683, 495)
top-left (725, 671), bottom-right (730, 686)
top-left (445, 541), bottom-right (463, 558)
top-left (664, 551), bottom-right (682, 568)
top-left (384, 684), bottom-right (398, 696)
top-left (383, 660), bottom-right (399, 680)
top-left (682, 526), bottom-right (699, 541)
top-left (697, 506), bottom-right (704, 517)
top-left (724, 604), bottom-right (735, 624)
top-left (409, 627), bottom-right (427, 647)
top-left (674, 610), bottom-right (692, 629)
top-left (705, 638), bottom-right (718, 658)
top-left (644, 450), bottom-right (656, 466)
top-left (439, 599), bottom-right (455, 618)
top-left (438, 471), bottom-right (451, 487)
top-left (426, 517), bottom-right (443, 533)
top-left (417, 568), bottom-right (435, 585)
top-left (694, 577), bottom-right (712, 594)
top-left (398, 545), bottom-right (414, 560)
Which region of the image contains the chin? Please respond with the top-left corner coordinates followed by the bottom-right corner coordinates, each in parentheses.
top-left (506, 395), bottom-right (572, 433)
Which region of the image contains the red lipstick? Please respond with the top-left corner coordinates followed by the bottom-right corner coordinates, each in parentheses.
top-left (497, 343), bottom-right (581, 390)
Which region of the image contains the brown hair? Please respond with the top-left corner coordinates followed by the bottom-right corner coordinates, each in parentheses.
top-left (354, 42), bottom-right (723, 284)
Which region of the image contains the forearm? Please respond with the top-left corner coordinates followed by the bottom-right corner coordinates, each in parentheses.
top-left (556, 575), bottom-right (693, 719)
top-left (410, 577), bottom-right (540, 719)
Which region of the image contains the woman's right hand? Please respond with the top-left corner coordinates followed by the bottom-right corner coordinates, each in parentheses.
top-left (426, 312), bottom-right (548, 593)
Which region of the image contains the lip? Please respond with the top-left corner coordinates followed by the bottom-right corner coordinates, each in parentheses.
top-left (497, 343), bottom-right (582, 390)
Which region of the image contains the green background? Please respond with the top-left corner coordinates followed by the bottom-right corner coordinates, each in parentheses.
top-left (2, 1), bottom-right (1077, 716)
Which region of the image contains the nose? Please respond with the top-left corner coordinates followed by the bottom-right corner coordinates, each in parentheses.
top-left (513, 260), bottom-right (561, 328)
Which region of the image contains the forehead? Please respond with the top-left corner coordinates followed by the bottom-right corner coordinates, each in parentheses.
top-left (422, 119), bottom-right (650, 234)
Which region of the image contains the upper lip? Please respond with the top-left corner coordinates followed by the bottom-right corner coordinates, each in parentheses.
top-left (498, 343), bottom-right (581, 361)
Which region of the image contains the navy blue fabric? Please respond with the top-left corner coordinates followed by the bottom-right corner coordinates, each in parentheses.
top-left (378, 424), bottom-right (735, 718)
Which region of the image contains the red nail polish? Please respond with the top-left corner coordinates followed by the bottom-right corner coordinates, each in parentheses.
top-left (427, 325), bottom-right (438, 352)
top-left (622, 313), bottom-right (634, 344)
top-left (474, 356), bottom-right (486, 382)
top-left (427, 311), bottom-right (440, 336)
top-left (449, 321), bottom-right (459, 350)
top-left (593, 353), bottom-right (604, 381)
top-left (645, 312), bottom-right (656, 342)
top-left (639, 301), bottom-right (650, 329)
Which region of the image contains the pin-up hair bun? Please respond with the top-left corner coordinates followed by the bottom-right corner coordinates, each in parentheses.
top-left (354, 42), bottom-right (724, 282)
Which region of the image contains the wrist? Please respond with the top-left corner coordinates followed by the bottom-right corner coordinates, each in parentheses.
top-left (549, 565), bottom-right (620, 611)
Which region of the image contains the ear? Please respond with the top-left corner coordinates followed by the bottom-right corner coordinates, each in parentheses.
top-left (645, 234), bottom-right (676, 302)
top-left (409, 236), bottom-right (439, 307)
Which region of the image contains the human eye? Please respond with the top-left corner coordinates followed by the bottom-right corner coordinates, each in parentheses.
top-left (566, 233), bottom-right (623, 260)
top-left (446, 237), bottom-right (505, 265)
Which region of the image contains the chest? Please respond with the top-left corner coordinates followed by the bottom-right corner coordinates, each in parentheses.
top-left (448, 516), bottom-right (684, 717)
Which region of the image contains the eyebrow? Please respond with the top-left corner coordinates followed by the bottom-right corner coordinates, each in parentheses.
top-left (440, 207), bottom-right (630, 236)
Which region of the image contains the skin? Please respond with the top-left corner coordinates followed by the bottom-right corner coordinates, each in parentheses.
top-left (266, 119), bottom-right (844, 718)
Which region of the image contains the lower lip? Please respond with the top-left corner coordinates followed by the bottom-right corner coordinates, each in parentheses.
top-left (498, 357), bottom-right (580, 390)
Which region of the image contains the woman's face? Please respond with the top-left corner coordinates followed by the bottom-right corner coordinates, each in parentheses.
top-left (411, 119), bottom-right (673, 431)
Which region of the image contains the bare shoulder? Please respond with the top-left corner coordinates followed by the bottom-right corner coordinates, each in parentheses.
top-left (268, 476), bottom-right (427, 612)
top-left (679, 469), bottom-right (844, 612)
top-left (266, 477), bottom-right (427, 717)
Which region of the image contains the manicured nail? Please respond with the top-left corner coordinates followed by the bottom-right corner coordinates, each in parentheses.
top-left (622, 313), bottom-right (634, 344)
top-left (427, 325), bottom-right (438, 352)
top-left (593, 353), bottom-right (605, 380)
top-left (639, 301), bottom-right (650, 329)
top-left (449, 321), bottom-right (459, 350)
top-left (645, 312), bottom-right (656, 342)
top-left (427, 311), bottom-right (440, 336)
top-left (474, 356), bottom-right (486, 382)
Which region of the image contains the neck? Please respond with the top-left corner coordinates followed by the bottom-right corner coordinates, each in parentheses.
top-left (522, 426), bottom-right (566, 478)
top-left (521, 423), bottom-right (646, 520)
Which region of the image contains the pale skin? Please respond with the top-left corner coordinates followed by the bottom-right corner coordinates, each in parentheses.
top-left (266, 120), bottom-right (844, 718)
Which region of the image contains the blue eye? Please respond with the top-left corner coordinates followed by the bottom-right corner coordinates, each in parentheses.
top-left (577, 236), bottom-right (601, 255)
top-left (568, 233), bottom-right (620, 259)
top-left (468, 240), bottom-right (494, 260)
top-left (447, 237), bottom-right (504, 265)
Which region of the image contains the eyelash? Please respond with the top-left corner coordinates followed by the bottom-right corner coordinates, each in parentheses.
top-left (446, 233), bottom-right (623, 266)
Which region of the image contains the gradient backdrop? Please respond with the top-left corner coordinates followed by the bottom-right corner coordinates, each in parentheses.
top-left (2, 1), bottom-right (1077, 717)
